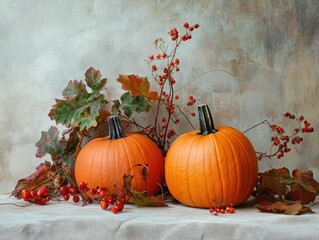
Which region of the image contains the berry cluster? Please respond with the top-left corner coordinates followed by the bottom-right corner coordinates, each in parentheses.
top-left (142, 22), bottom-right (200, 152)
top-left (100, 195), bottom-right (125, 214)
top-left (168, 22), bottom-right (199, 41)
top-left (59, 183), bottom-right (81, 203)
top-left (20, 187), bottom-right (50, 205)
top-left (256, 112), bottom-right (314, 160)
top-left (209, 205), bottom-right (235, 215)
top-left (78, 181), bottom-right (125, 214)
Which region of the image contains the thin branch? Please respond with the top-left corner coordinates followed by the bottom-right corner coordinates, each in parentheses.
top-left (176, 105), bottom-right (195, 130)
top-left (176, 69), bottom-right (236, 92)
top-left (243, 120), bottom-right (272, 134)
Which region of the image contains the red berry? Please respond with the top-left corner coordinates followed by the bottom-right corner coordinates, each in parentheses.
top-left (38, 198), bottom-right (48, 205)
top-left (100, 200), bottom-right (109, 210)
top-left (157, 53), bottom-right (161, 59)
top-left (152, 65), bottom-right (157, 71)
top-left (69, 187), bottom-right (77, 196)
top-left (171, 35), bottom-right (178, 41)
top-left (59, 185), bottom-right (69, 194)
top-left (37, 187), bottom-right (48, 198)
top-left (191, 112), bottom-right (196, 117)
top-left (162, 53), bottom-right (167, 58)
top-left (63, 194), bottom-right (70, 201)
top-left (149, 54), bottom-right (154, 60)
top-left (30, 190), bottom-right (37, 199)
top-left (79, 182), bottom-right (87, 190)
top-left (97, 188), bottom-right (107, 197)
top-left (176, 67), bottom-right (180, 72)
top-left (194, 23), bottom-right (200, 28)
top-left (111, 206), bottom-right (120, 214)
top-left (21, 189), bottom-right (31, 201)
top-left (183, 22), bottom-right (189, 29)
top-left (73, 195), bottom-right (80, 203)
top-left (181, 35), bottom-right (188, 41)
top-left (89, 188), bottom-right (97, 196)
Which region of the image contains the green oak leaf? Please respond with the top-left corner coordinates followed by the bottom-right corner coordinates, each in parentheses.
top-left (78, 100), bottom-right (102, 130)
top-left (62, 80), bottom-right (87, 100)
top-left (120, 92), bottom-right (150, 118)
top-left (48, 68), bottom-right (108, 130)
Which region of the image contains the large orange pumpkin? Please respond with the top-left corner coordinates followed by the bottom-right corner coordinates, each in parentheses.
top-left (75, 116), bottom-right (165, 196)
top-left (165, 104), bottom-right (258, 208)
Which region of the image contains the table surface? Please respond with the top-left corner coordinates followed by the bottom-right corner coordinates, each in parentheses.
top-left (0, 194), bottom-right (319, 240)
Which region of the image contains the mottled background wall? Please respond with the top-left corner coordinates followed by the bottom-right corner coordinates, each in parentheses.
top-left (1, 0), bottom-right (318, 193)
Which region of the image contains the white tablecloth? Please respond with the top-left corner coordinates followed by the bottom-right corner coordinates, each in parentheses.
top-left (0, 194), bottom-right (318, 240)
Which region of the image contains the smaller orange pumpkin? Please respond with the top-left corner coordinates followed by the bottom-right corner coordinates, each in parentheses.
top-left (75, 116), bottom-right (165, 196)
top-left (165, 104), bottom-right (258, 208)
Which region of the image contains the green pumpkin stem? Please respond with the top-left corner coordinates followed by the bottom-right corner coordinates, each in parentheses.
top-left (197, 104), bottom-right (218, 135)
top-left (108, 116), bottom-right (126, 140)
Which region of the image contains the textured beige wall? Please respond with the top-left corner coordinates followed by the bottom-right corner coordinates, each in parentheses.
top-left (0, 0), bottom-right (318, 193)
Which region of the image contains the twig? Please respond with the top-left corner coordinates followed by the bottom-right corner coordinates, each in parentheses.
top-left (243, 120), bottom-right (272, 134)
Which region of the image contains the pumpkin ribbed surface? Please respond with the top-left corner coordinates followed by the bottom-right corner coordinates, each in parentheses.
top-left (165, 105), bottom-right (258, 208)
top-left (75, 129), bottom-right (165, 196)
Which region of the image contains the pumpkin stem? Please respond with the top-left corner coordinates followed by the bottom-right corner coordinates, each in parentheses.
top-left (108, 116), bottom-right (126, 140)
top-left (197, 104), bottom-right (218, 135)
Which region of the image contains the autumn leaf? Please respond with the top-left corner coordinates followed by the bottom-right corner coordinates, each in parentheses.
top-left (117, 74), bottom-right (159, 101)
top-left (256, 200), bottom-right (314, 215)
top-left (285, 169), bottom-right (319, 204)
top-left (36, 126), bottom-right (65, 159)
top-left (122, 174), bottom-right (167, 207)
top-left (35, 126), bottom-right (79, 167)
top-left (11, 161), bottom-right (53, 198)
top-left (85, 67), bottom-right (107, 92)
top-left (254, 168), bottom-right (319, 215)
top-left (256, 168), bottom-right (291, 198)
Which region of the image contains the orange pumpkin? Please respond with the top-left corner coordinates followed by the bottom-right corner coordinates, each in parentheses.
top-left (75, 116), bottom-right (165, 196)
top-left (165, 104), bottom-right (258, 208)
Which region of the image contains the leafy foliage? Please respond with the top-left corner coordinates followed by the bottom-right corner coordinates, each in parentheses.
top-left (254, 168), bottom-right (319, 215)
top-left (12, 162), bottom-right (55, 197)
top-left (49, 68), bottom-right (108, 131)
top-left (256, 200), bottom-right (313, 215)
top-left (35, 126), bottom-right (79, 167)
top-left (118, 92), bottom-right (151, 118)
